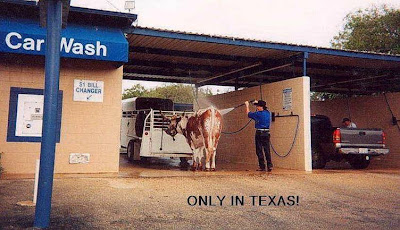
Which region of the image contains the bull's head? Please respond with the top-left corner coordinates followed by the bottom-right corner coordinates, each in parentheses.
top-left (162, 114), bottom-right (182, 137)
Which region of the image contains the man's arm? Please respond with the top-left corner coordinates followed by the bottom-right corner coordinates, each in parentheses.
top-left (245, 101), bottom-right (257, 119)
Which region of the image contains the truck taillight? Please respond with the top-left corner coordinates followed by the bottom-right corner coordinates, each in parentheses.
top-left (333, 128), bottom-right (341, 143)
top-left (382, 131), bottom-right (386, 145)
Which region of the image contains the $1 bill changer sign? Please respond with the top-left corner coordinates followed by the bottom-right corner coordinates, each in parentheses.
top-left (74, 79), bottom-right (104, 102)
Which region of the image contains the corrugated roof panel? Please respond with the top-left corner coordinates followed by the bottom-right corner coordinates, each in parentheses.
top-left (308, 54), bottom-right (399, 69)
top-left (129, 27), bottom-right (400, 61)
top-left (130, 53), bottom-right (238, 67)
top-left (125, 27), bottom-right (400, 93)
top-left (127, 34), bottom-right (294, 59)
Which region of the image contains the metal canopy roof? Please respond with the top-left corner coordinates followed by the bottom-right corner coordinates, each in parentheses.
top-left (125, 27), bottom-right (400, 94)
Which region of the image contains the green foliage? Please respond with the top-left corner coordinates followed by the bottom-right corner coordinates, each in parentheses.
top-left (331, 5), bottom-right (400, 54)
top-left (122, 83), bottom-right (213, 103)
top-left (122, 84), bottom-right (149, 99)
top-left (310, 92), bottom-right (347, 101)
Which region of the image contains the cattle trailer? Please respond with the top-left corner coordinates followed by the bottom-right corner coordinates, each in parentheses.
top-left (121, 97), bottom-right (193, 161)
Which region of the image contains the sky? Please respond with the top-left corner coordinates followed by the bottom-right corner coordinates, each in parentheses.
top-left (69, 0), bottom-right (400, 94)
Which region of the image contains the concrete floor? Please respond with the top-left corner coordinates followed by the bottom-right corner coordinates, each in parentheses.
top-left (118, 154), bottom-right (398, 178)
top-left (0, 155), bottom-right (399, 229)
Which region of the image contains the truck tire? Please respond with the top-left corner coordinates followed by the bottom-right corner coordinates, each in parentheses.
top-left (348, 155), bottom-right (370, 169)
top-left (127, 141), bottom-right (135, 162)
top-left (312, 146), bottom-right (326, 169)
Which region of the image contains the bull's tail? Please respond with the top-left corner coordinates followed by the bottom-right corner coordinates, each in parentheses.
top-left (209, 107), bottom-right (221, 151)
top-left (204, 107), bottom-right (215, 170)
top-left (209, 107), bottom-right (215, 152)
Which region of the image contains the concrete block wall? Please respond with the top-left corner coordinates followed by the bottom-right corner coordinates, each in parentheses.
top-left (0, 55), bottom-right (122, 175)
top-left (311, 93), bottom-right (400, 169)
top-left (198, 77), bottom-right (311, 171)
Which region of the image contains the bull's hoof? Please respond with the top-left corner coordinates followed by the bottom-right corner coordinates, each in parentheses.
top-left (211, 168), bottom-right (216, 171)
top-left (205, 168), bottom-right (211, 172)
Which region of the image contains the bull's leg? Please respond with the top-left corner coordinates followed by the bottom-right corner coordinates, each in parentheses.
top-left (205, 147), bottom-right (212, 171)
top-left (191, 161), bottom-right (198, 171)
top-left (211, 148), bottom-right (216, 171)
top-left (191, 149), bottom-right (198, 171)
top-left (198, 148), bottom-right (204, 171)
top-left (211, 136), bottom-right (221, 171)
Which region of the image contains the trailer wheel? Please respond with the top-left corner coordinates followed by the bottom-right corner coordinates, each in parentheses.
top-left (127, 141), bottom-right (135, 162)
top-left (312, 146), bottom-right (326, 169)
top-left (348, 155), bottom-right (370, 169)
top-left (140, 157), bottom-right (149, 164)
top-left (179, 157), bottom-right (190, 168)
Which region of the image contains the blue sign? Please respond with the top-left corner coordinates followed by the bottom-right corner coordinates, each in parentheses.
top-left (0, 17), bottom-right (128, 62)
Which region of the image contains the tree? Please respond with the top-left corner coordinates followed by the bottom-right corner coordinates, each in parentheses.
top-left (310, 92), bottom-right (348, 101)
top-left (122, 84), bottom-right (149, 99)
top-left (122, 83), bottom-right (213, 103)
top-left (331, 5), bottom-right (400, 54)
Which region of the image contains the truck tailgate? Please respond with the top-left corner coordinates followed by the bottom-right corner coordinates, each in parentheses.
top-left (340, 128), bottom-right (383, 147)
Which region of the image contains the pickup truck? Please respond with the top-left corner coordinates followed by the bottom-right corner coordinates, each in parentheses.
top-left (311, 115), bottom-right (389, 169)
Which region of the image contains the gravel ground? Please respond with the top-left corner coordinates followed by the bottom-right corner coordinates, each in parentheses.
top-left (0, 159), bottom-right (399, 229)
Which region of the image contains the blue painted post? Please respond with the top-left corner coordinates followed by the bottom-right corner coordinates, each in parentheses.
top-left (303, 52), bottom-right (309, 76)
top-left (34, 0), bottom-right (63, 228)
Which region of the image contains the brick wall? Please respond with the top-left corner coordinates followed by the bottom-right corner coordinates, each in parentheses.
top-left (198, 77), bottom-right (311, 171)
top-left (0, 55), bottom-right (122, 175)
top-left (311, 93), bottom-right (400, 169)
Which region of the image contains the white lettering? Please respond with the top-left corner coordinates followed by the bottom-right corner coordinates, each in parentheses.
top-left (60, 37), bottom-right (74, 53)
top-left (22, 38), bottom-right (35, 50)
top-left (5, 32), bottom-right (108, 58)
top-left (72, 42), bottom-right (83, 54)
top-left (5, 32), bottom-right (22, 50)
top-left (84, 44), bottom-right (95, 56)
top-left (96, 41), bottom-right (107, 57)
top-left (36, 39), bottom-right (45, 51)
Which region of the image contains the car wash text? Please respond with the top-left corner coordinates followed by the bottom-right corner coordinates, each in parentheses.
top-left (5, 32), bottom-right (107, 57)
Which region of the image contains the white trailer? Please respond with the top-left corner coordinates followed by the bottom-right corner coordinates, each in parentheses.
top-left (121, 97), bottom-right (193, 162)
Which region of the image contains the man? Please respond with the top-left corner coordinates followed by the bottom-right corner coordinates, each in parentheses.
top-left (245, 100), bottom-right (273, 172)
top-left (342, 118), bottom-right (357, 128)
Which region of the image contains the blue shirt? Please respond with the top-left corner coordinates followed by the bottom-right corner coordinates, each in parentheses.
top-left (248, 110), bottom-right (271, 129)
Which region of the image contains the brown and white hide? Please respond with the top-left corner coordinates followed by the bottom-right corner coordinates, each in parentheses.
top-left (164, 107), bottom-right (222, 171)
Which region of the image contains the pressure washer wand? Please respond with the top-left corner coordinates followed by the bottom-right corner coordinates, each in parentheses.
top-left (234, 99), bottom-right (256, 109)
top-left (220, 99), bottom-right (256, 115)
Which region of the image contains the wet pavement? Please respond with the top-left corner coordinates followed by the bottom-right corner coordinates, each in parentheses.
top-left (118, 154), bottom-right (399, 178)
top-left (0, 154), bottom-right (399, 229)
top-left (118, 154), bottom-right (308, 178)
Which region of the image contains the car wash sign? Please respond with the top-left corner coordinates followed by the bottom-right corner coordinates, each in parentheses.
top-left (0, 17), bottom-right (128, 62)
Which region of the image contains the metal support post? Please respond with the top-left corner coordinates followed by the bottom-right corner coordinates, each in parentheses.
top-left (195, 85), bottom-right (199, 99)
top-left (303, 52), bottom-right (309, 76)
top-left (34, 0), bottom-right (63, 228)
top-left (235, 76), bottom-right (239, 91)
